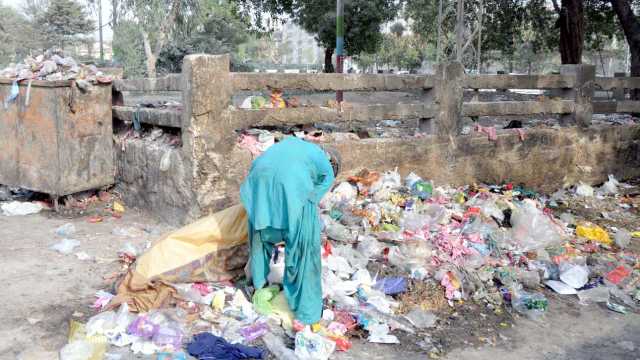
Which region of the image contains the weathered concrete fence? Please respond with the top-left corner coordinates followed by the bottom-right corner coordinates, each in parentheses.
top-left (113, 55), bottom-right (640, 225)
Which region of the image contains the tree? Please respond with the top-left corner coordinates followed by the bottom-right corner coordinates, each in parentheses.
top-left (406, 0), bottom-right (620, 70)
top-left (239, 0), bottom-right (399, 72)
top-left (550, 0), bottom-right (584, 64)
top-left (610, 0), bottom-right (640, 98)
top-left (117, 0), bottom-right (197, 77)
top-left (157, 0), bottom-right (252, 73)
top-left (113, 0), bottom-right (255, 77)
top-left (40, 0), bottom-right (94, 50)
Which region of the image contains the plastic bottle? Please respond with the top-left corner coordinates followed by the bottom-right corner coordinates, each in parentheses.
top-left (262, 332), bottom-right (298, 360)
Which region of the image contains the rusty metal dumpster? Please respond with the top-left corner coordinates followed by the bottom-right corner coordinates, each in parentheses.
top-left (0, 79), bottom-right (114, 197)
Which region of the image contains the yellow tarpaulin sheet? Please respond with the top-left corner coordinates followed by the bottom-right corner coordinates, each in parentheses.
top-left (114, 204), bottom-right (249, 312)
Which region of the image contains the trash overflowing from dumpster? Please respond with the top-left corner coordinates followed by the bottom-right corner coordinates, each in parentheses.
top-left (0, 50), bottom-right (113, 83)
top-left (57, 170), bottom-right (640, 359)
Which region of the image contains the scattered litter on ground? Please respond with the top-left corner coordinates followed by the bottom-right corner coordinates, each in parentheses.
top-left (1, 201), bottom-right (43, 216)
top-left (51, 238), bottom-right (81, 254)
top-left (58, 170), bottom-right (640, 358)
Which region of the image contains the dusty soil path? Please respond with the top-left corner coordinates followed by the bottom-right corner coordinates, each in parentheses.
top-left (1, 210), bottom-right (638, 360)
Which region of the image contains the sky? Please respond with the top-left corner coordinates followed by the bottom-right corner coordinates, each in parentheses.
top-left (3, 0), bottom-right (113, 41)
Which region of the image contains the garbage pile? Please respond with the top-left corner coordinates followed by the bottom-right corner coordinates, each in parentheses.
top-left (60, 171), bottom-right (640, 359)
top-left (0, 51), bottom-right (112, 83)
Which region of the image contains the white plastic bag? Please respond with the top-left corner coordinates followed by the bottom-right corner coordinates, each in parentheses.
top-left (599, 174), bottom-right (619, 195)
top-left (367, 322), bottom-right (399, 344)
top-left (1, 201), bottom-right (43, 216)
top-left (294, 327), bottom-right (336, 360)
top-left (559, 263), bottom-right (589, 289)
top-left (330, 182), bottom-right (358, 205)
top-left (575, 182), bottom-right (594, 197)
top-left (267, 245), bottom-right (285, 284)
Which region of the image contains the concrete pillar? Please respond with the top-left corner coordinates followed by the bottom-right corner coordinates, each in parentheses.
top-left (181, 54), bottom-right (233, 219)
top-left (434, 62), bottom-right (465, 137)
top-left (560, 64), bottom-right (596, 127)
top-left (613, 72), bottom-right (627, 101)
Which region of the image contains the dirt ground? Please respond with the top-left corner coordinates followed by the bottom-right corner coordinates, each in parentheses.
top-left (1, 202), bottom-right (638, 360)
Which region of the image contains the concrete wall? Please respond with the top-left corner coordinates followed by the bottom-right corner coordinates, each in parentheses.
top-left (113, 55), bottom-right (640, 225)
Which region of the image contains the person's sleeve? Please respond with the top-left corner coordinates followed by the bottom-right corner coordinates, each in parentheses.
top-left (311, 149), bottom-right (335, 204)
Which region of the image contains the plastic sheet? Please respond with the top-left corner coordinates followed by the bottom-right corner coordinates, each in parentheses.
top-left (510, 200), bottom-right (563, 251)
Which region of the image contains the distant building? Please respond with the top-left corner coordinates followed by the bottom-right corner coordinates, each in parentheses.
top-left (274, 21), bottom-right (323, 66)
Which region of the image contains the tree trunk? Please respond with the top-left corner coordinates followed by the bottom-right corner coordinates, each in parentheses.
top-left (324, 48), bottom-right (335, 73)
top-left (610, 0), bottom-right (640, 99)
top-left (112, 0), bottom-right (118, 27)
top-left (141, 31), bottom-right (157, 78)
top-left (557, 0), bottom-right (584, 64)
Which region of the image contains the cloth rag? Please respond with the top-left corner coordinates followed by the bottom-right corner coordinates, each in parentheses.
top-left (187, 332), bottom-right (265, 360)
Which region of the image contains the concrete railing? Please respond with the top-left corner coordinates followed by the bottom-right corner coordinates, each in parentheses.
top-left (112, 61), bottom-right (640, 134)
top-left (112, 54), bottom-right (640, 225)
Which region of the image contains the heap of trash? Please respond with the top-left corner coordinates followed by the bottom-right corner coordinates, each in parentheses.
top-left (59, 168), bottom-right (640, 359)
top-left (0, 50), bottom-right (112, 83)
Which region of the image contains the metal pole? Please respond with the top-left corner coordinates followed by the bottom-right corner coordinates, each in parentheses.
top-left (455, 0), bottom-right (464, 62)
top-left (436, 0), bottom-right (443, 64)
top-left (336, 0), bottom-right (345, 103)
top-left (476, 0), bottom-right (483, 73)
top-left (98, 0), bottom-right (104, 62)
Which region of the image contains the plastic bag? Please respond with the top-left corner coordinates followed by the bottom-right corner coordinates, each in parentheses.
top-left (404, 172), bottom-right (422, 189)
top-left (252, 286), bottom-right (280, 316)
top-left (56, 223), bottom-right (77, 237)
top-left (267, 245), bottom-right (285, 284)
top-left (575, 223), bottom-right (612, 245)
top-left (295, 327), bottom-right (336, 360)
top-left (370, 170), bottom-right (401, 195)
top-left (510, 200), bottom-right (563, 251)
top-left (330, 182), bottom-right (358, 205)
top-left (614, 229), bottom-right (631, 249)
top-left (86, 311), bottom-right (118, 337)
top-left (51, 239), bottom-right (81, 254)
top-left (323, 217), bottom-right (355, 243)
top-left (575, 182), bottom-right (594, 197)
top-left (599, 174), bottom-right (619, 195)
top-left (511, 290), bottom-right (548, 320)
top-left (367, 322), bottom-right (399, 344)
top-left (357, 235), bottom-right (382, 259)
top-left (1, 201), bottom-right (43, 216)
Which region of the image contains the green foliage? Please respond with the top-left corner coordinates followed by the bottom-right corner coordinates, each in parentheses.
top-left (405, 0), bottom-right (621, 68)
top-left (112, 20), bottom-right (147, 77)
top-left (0, 5), bottom-right (28, 65)
top-left (112, 0), bottom-right (255, 77)
top-left (357, 34), bottom-right (426, 72)
top-left (39, 0), bottom-right (94, 49)
top-left (157, 1), bottom-right (251, 73)
top-left (238, 0), bottom-right (399, 63)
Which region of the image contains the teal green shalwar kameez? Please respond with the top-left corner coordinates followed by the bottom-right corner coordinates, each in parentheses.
top-left (240, 137), bottom-right (335, 324)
